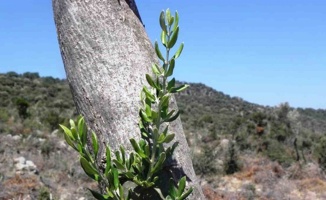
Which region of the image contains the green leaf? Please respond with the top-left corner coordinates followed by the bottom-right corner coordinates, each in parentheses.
top-left (160, 94), bottom-right (170, 108)
top-left (167, 78), bottom-right (176, 91)
top-left (173, 11), bottom-right (179, 32)
top-left (145, 74), bottom-right (156, 88)
top-left (166, 142), bottom-right (179, 158)
top-left (178, 187), bottom-right (193, 200)
top-left (128, 152), bottom-right (134, 169)
top-left (125, 171), bottom-right (134, 179)
top-left (152, 63), bottom-right (161, 76)
top-left (77, 117), bottom-right (86, 145)
top-left (144, 144), bottom-right (150, 157)
top-left (155, 77), bottom-right (162, 91)
top-left (143, 86), bottom-right (155, 102)
top-left (161, 30), bottom-right (167, 46)
top-left (71, 127), bottom-right (78, 141)
top-left (119, 184), bottom-right (124, 200)
top-left (157, 134), bottom-right (166, 144)
top-left (169, 178), bottom-right (177, 198)
top-left (151, 152), bottom-right (166, 174)
top-left (120, 146), bottom-right (126, 164)
top-left (163, 134), bottom-right (175, 143)
top-left (59, 124), bottom-right (74, 140)
top-left (108, 190), bottom-right (115, 198)
top-left (177, 176), bottom-right (186, 196)
top-left (115, 151), bottom-right (122, 163)
top-left (126, 189), bottom-right (132, 200)
top-left (163, 63), bottom-right (168, 71)
top-left (165, 110), bottom-right (180, 122)
top-left (154, 41), bottom-right (165, 62)
top-left (153, 187), bottom-right (166, 200)
top-left (151, 110), bottom-right (158, 122)
top-left (138, 139), bottom-right (146, 149)
top-left (105, 145), bottom-right (111, 176)
top-left (80, 157), bottom-right (99, 181)
top-left (168, 16), bottom-right (174, 26)
top-left (165, 59), bottom-right (175, 77)
top-left (69, 119), bottom-right (76, 129)
top-left (170, 84), bottom-right (189, 93)
top-left (88, 189), bottom-right (109, 200)
top-left (76, 143), bottom-right (83, 154)
top-left (159, 11), bottom-right (167, 33)
top-left (113, 160), bottom-right (125, 170)
top-left (167, 26), bottom-right (179, 48)
top-left (140, 109), bottom-right (152, 123)
top-left (63, 130), bottom-right (76, 150)
top-left (165, 110), bottom-right (176, 120)
top-left (153, 128), bottom-right (160, 142)
top-left (130, 138), bottom-right (147, 158)
top-left (173, 43), bottom-right (184, 59)
top-left (166, 9), bottom-right (172, 26)
top-left (162, 125), bottom-right (169, 135)
top-left (166, 196), bottom-right (173, 200)
top-left (145, 104), bottom-right (152, 118)
top-left (112, 167), bottom-right (119, 189)
top-left (91, 131), bottom-right (99, 157)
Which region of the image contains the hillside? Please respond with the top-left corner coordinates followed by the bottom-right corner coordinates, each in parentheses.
top-left (0, 72), bottom-right (326, 199)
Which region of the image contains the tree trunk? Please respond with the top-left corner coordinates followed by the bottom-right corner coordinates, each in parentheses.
top-left (52, 0), bottom-right (204, 199)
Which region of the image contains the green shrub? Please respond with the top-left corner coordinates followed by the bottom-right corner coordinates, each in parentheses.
top-left (263, 139), bottom-right (294, 166)
top-left (22, 72), bottom-right (40, 80)
top-left (235, 131), bottom-right (251, 151)
top-left (0, 108), bottom-right (9, 122)
top-left (314, 136), bottom-right (326, 171)
top-left (251, 112), bottom-right (267, 126)
top-left (270, 122), bottom-right (293, 142)
top-left (193, 145), bottom-right (218, 176)
top-left (224, 141), bottom-right (241, 174)
top-left (15, 97), bottom-right (30, 119)
top-left (6, 71), bottom-right (20, 78)
top-left (38, 187), bottom-right (51, 200)
top-left (44, 110), bottom-right (64, 131)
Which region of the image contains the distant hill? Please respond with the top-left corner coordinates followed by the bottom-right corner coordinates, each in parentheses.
top-left (1, 71), bottom-right (326, 199)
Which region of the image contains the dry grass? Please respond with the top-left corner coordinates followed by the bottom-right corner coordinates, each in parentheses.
top-left (0, 174), bottom-right (40, 199)
top-left (298, 178), bottom-right (326, 193)
top-left (234, 156), bottom-right (284, 183)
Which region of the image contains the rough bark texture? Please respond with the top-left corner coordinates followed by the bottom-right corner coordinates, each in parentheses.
top-left (52, 0), bottom-right (204, 199)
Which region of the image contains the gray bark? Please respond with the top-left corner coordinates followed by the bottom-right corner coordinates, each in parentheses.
top-left (52, 0), bottom-right (204, 199)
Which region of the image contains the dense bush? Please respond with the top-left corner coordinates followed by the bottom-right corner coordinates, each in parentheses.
top-left (263, 139), bottom-right (294, 166)
top-left (193, 145), bottom-right (218, 176)
top-left (15, 97), bottom-right (30, 119)
top-left (314, 136), bottom-right (326, 171)
top-left (224, 141), bottom-right (241, 174)
top-left (22, 72), bottom-right (40, 80)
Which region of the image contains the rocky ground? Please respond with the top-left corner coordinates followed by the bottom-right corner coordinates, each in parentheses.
top-left (1, 130), bottom-right (326, 200)
top-left (0, 130), bottom-right (97, 200)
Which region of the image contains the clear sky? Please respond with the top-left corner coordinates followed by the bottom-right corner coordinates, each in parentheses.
top-left (0, 1), bottom-right (325, 109)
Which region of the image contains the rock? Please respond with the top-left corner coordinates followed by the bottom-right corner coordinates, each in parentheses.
top-left (58, 140), bottom-right (67, 149)
top-left (14, 156), bottom-right (38, 175)
top-left (51, 129), bottom-right (59, 136)
top-left (38, 138), bottom-right (46, 143)
top-left (220, 139), bottom-right (229, 149)
top-left (12, 135), bottom-right (22, 140)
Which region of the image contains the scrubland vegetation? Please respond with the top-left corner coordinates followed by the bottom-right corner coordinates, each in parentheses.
top-left (0, 72), bottom-right (326, 199)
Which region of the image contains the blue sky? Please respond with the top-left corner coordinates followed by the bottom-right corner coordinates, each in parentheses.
top-left (0, 1), bottom-right (325, 109)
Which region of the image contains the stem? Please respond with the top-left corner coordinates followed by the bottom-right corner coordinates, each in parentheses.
top-left (146, 23), bottom-right (172, 180)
